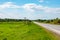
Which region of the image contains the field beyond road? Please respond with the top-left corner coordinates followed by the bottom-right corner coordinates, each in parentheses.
top-left (0, 22), bottom-right (58, 40)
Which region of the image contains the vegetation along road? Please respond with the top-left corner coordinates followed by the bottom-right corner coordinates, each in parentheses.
top-left (34, 22), bottom-right (60, 35)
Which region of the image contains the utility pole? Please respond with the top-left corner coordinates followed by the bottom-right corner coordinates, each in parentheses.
top-left (24, 17), bottom-right (27, 25)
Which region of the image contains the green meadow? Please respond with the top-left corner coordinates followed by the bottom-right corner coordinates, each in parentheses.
top-left (0, 22), bottom-right (58, 40)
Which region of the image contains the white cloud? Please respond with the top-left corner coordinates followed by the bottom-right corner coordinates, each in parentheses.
top-left (22, 3), bottom-right (44, 12)
top-left (39, 0), bottom-right (44, 3)
top-left (22, 3), bottom-right (60, 14)
top-left (0, 2), bottom-right (20, 9)
top-left (44, 7), bottom-right (60, 13)
top-left (39, 0), bottom-right (49, 3)
top-left (22, 3), bottom-right (36, 12)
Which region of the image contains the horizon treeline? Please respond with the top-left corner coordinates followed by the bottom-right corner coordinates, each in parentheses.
top-left (0, 18), bottom-right (25, 22)
top-left (0, 18), bottom-right (32, 22)
top-left (35, 18), bottom-right (60, 24)
top-left (0, 18), bottom-right (60, 24)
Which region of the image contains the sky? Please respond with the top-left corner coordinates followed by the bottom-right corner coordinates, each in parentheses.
top-left (0, 0), bottom-right (60, 20)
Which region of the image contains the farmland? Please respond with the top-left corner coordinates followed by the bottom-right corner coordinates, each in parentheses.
top-left (0, 22), bottom-right (58, 40)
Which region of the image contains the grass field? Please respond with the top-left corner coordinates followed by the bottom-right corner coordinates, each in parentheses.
top-left (0, 22), bottom-right (58, 40)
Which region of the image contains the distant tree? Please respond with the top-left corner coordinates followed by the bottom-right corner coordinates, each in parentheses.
top-left (58, 19), bottom-right (60, 24)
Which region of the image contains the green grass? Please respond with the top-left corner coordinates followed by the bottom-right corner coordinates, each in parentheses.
top-left (0, 22), bottom-right (58, 40)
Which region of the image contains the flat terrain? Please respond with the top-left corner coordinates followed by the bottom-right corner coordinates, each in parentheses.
top-left (0, 22), bottom-right (58, 40)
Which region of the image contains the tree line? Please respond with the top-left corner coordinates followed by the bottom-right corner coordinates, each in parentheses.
top-left (34, 18), bottom-right (60, 24)
top-left (0, 18), bottom-right (32, 25)
top-left (0, 18), bottom-right (23, 22)
top-left (0, 18), bottom-right (32, 22)
top-left (0, 18), bottom-right (60, 24)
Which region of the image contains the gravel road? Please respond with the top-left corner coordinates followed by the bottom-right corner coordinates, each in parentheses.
top-left (34, 22), bottom-right (60, 35)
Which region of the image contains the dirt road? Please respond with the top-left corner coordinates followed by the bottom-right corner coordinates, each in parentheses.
top-left (34, 22), bottom-right (60, 35)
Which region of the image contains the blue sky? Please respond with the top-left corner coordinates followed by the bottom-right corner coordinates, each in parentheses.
top-left (0, 0), bottom-right (60, 20)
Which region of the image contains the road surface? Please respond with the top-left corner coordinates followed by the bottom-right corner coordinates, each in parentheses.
top-left (34, 22), bottom-right (60, 35)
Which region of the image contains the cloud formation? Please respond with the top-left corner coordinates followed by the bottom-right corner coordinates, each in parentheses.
top-left (22, 3), bottom-right (60, 14)
top-left (0, 2), bottom-right (60, 14)
top-left (0, 2), bottom-right (60, 19)
top-left (0, 2), bottom-right (20, 9)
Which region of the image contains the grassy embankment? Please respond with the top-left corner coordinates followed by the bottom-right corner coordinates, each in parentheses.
top-left (0, 22), bottom-right (58, 40)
